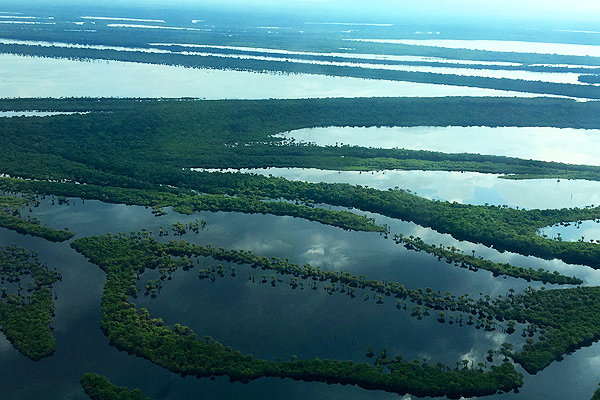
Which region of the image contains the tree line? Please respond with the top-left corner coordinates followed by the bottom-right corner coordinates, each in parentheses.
top-left (2, 43), bottom-right (600, 99)
top-left (81, 373), bottom-right (153, 400)
top-left (393, 233), bottom-right (582, 285)
top-left (74, 232), bottom-right (600, 376)
top-left (71, 232), bottom-right (524, 398)
top-left (0, 245), bottom-right (60, 360)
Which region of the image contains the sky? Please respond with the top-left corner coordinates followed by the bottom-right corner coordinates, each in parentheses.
top-left (7, 0), bottom-right (600, 22)
top-left (99, 0), bottom-right (600, 20)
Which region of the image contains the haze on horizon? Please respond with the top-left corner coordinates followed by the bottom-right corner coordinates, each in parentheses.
top-left (6, 0), bottom-right (600, 23)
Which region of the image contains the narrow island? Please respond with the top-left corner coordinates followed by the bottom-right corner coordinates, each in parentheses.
top-left (81, 373), bottom-right (154, 400)
top-left (0, 245), bottom-right (61, 360)
top-left (393, 233), bottom-right (582, 284)
top-left (71, 232), bottom-right (524, 398)
top-left (73, 232), bottom-right (600, 376)
top-left (0, 194), bottom-right (73, 242)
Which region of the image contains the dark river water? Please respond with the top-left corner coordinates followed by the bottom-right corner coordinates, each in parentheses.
top-left (0, 198), bottom-right (598, 399)
top-left (1, 3), bottom-right (600, 397)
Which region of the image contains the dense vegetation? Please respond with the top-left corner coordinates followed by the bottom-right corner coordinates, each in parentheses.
top-left (163, 238), bottom-right (600, 374)
top-left (3, 98), bottom-right (600, 270)
top-left (71, 231), bottom-right (600, 379)
top-left (392, 233), bottom-right (582, 284)
top-left (71, 232), bottom-right (524, 398)
top-left (592, 384), bottom-right (600, 400)
top-left (215, 174), bottom-right (600, 268)
top-left (81, 373), bottom-right (153, 400)
top-left (579, 75), bottom-right (600, 84)
top-left (0, 195), bottom-right (73, 242)
top-left (500, 286), bottom-right (600, 374)
top-left (73, 233), bottom-right (600, 376)
top-left (2, 7), bottom-right (600, 71)
top-left (0, 246), bottom-right (60, 360)
top-left (0, 178), bottom-right (384, 233)
top-left (4, 97), bottom-right (600, 183)
top-left (5, 169), bottom-right (600, 270)
top-left (2, 96), bottom-right (600, 380)
top-left (3, 8), bottom-right (600, 399)
top-left (1, 43), bottom-right (600, 99)
top-left (4, 97), bottom-right (600, 184)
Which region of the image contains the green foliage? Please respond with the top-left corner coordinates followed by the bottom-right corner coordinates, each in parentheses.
top-left (3, 97), bottom-right (600, 266)
top-left (4, 97), bottom-right (600, 377)
top-left (0, 178), bottom-right (384, 233)
top-left (579, 75), bottom-right (600, 84)
top-left (71, 232), bottom-right (524, 398)
top-left (4, 97), bottom-right (600, 182)
top-left (81, 373), bottom-right (153, 400)
top-left (0, 195), bottom-right (73, 242)
top-left (71, 231), bottom-right (600, 377)
top-left (0, 288), bottom-right (55, 361)
top-left (393, 234), bottom-right (582, 284)
top-left (0, 246), bottom-right (60, 360)
top-left (186, 171), bottom-right (600, 268)
top-left (592, 384), bottom-right (600, 400)
top-left (501, 286), bottom-right (600, 374)
top-left (1, 43), bottom-right (600, 99)
top-left (3, 19), bottom-right (600, 398)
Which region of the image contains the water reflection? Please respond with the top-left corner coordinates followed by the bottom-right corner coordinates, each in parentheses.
top-left (197, 168), bottom-right (600, 209)
top-left (135, 261), bottom-right (513, 367)
top-left (539, 219), bottom-right (600, 243)
top-left (349, 39), bottom-right (600, 58)
top-left (0, 54), bottom-right (561, 99)
top-left (0, 111), bottom-right (83, 117)
top-left (1, 197), bottom-right (598, 399)
top-left (277, 126), bottom-right (600, 166)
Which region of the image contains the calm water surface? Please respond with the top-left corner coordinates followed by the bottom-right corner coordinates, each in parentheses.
top-left (0, 54), bottom-right (545, 99)
top-left (197, 168), bottom-right (600, 210)
top-left (0, 111), bottom-right (83, 117)
top-left (277, 126), bottom-right (600, 166)
top-left (539, 220), bottom-right (600, 243)
top-left (2, 8), bottom-right (600, 399)
top-left (0, 197), bottom-right (597, 399)
top-left (349, 39), bottom-right (600, 58)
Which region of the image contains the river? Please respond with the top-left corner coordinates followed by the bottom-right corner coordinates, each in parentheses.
top-left (2, 7), bottom-right (600, 399)
top-left (0, 196), bottom-right (597, 399)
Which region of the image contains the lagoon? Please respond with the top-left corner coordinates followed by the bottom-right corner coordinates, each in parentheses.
top-left (0, 111), bottom-right (80, 117)
top-left (539, 220), bottom-right (600, 243)
top-left (2, 7), bottom-right (600, 400)
top-left (277, 126), bottom-right (600, 166)
top-left (350, 39), bottom-right (600, 58)
top-left (197, 168), bottom-right (600, 210)
top-left (2, 195), bottom-right (599, 400)
top-left (0, 54), bottom-right (547, 99)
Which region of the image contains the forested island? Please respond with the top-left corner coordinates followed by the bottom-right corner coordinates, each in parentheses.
top-left (4, 97), bottom-right (600, 183)
top-left (71, 232), bottom-right (524, 398)
top-left (81, 373), bottom-right (154, 400)
top-left (0, 195), bottom-right (73, 242)
top-left (2, 2), bottom-right (600, 398)
top-left (3, 98), bottom-right (600, 267)
top-left (579, 74), bottom-right (600, 84)
top-left (68, 229), bottom-right (600, 391)
top-left (392, 233), bottom-right (582, 284)
top-left (1, 97), bottom-right (600, 396)
top-left (0, 245), bottom-right (60, 360)
top-left (1, 42), bottom-right (600, 99)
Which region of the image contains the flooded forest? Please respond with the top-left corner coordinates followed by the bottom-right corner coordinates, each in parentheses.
top-left (2, 2), bottom-right (600, 399)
